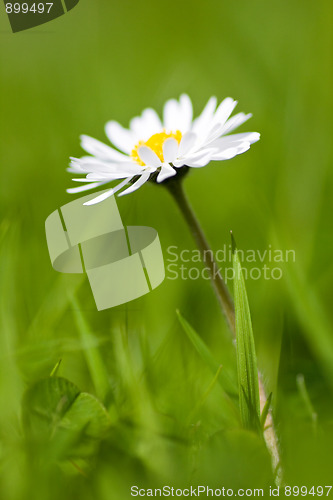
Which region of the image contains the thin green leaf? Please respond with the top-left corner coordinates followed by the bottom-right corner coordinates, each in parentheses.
top-left (50, 359), bottom-right (62, 377)
top-left (70, 295), bottom-right (110, 401)
top-left (260, 392), bottom-right (272, 430)
top-left (187, 365), bottom-right (223, 424)
top-left (232, 233), bottom-right (260, 431)
top-left (272, 231), bottom-right (333, 389)
top-left (296, 374), bottom-right (317, 433)
top-left (176, 310), bottom-right (237, 396)
top-left (176, 310), bottom-right (239, 422)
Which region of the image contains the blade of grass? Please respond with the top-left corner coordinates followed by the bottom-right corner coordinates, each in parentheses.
top-left (260, 392), bottom-right (272, 431)
top-left (187, 365), bottom-right (223, 424)
top-left (232, 233), bottom-right (260, 432)
top-left (70, 295), bottom-right (109, 401)
top-left (272, 231), bottom-right (333, 389)
top-left (176, 310), bottom-right (239, 423)
top-left (296, 374), bottom-right (317, 434)
top-left (50, 359), bottom-right (62, 377)
top-left (27, 274), bottom-right (84, 340)
top-left (176, 310), bottom-right (237, 396)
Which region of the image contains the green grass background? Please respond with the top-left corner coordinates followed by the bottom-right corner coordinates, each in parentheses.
top-left (1, 0), bottom-right (333, 498)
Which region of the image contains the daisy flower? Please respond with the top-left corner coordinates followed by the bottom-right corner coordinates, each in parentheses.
top-left (67, 95), bottom-right (260, 205)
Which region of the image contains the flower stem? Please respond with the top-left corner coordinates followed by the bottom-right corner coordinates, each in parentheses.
top-left (166, 180), bottom-right (235, 333)
top-left (165, 178), bottom-right (282, 483)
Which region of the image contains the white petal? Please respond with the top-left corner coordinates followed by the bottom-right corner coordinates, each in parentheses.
top-left (69, 157), bottom-right (139, 175)
top-left (67, 182), bottom-right (102, 194)
top-left (157, 164), bottom-right (176, 183)
top-left (83, 177), bottom-right (132, 205)
top-left (70, 156), bottom-right (112, 172)
top-left (186, 153), bottom-right (213, 168)
top-left (178, 94), bottom-right (193, 132)
top-left (129, 108), bottom-right (163, 141)
top-left (173, 148), bottom-right (212, 168)
top-left (210, 132), bottom-right (260, 150)
top-left (197, 98), bottom-right (238, 146)
top-left (138, 146), bottom-right (161, 167)
top-left (129, 116), bottom-right (144, 139)
top-left (172, 159), bottom-right (185, 168)
top-left (201, 122), bottom-right (222, 145)
top-left (178, 132), bottom-right (197, 156)
top-left (191, 96), bottom-right (217, 135)
top-left (80, 135), bottom-right (128, 162)
top-left (67, 162), bottom-right (85, 174)
top-left (70, 163), bottom-right (111, 174)
top-left (72, 178), bottom-right (100, 182)
top-left (222, 132), bottom-right (260, 143)
top-left (105, 121), bottom-right (136, 154)
top-left (174, 149), bottom-right (215, 168)
top-left (86, 171), bottom-right (133, 181)
top-left (163, 98), bottom-right (179, 132)
top-left (141, 108), bottom-right (163, 136)
top-left (163, 94), bottom-right (194, 134)
top-left (211, 143), bottom-right (251, 160)
top-left (220, 113), bottom-right (252, 135)
top-left (118, 172), bottom-right (150, 197)
top-left (213, 98), bottom-right (237, 126)
top-left (197, 99), bottom-right (237, 147)
top-left (85, 160), bottom-right (143, 175)
top-left (83, 189), bottom-right (116, 205)
top-left (163, 138), bottom-right (179, 163)
top-left (68, 160), bottom-right (111, 174)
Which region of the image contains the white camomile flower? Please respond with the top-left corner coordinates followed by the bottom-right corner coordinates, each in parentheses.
top-left (67, 95), bottom-right (260, 205)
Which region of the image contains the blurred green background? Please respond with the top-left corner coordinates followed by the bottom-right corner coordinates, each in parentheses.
top-left (1, 0), bottom-right (333, 498)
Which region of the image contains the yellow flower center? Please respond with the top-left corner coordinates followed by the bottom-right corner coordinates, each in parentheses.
top-left (131, 130), bottom-right (182, 166)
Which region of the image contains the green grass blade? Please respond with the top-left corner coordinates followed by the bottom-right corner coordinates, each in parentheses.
top-left (187, 365), bottom-right (223, 424)
top-left (176, 310), bottom-right (239, 422)
top-left (50, 359), bottom-right (62, 377)
top-left (271, 231), bottom-right (333, 389)
top-left (232, 234), bottom-right (260, 431)
top-left (70, 296), bottom-right (110, 401)
top-left (176, 310), bottom-right (237, 396)
top-left (296, 374), bottom-right (317, 433)
top-left (260, 392), bottom-right (272, 430)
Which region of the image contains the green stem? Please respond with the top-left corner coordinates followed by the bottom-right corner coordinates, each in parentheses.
top-left (166, 180), bottom-right (235, 334)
